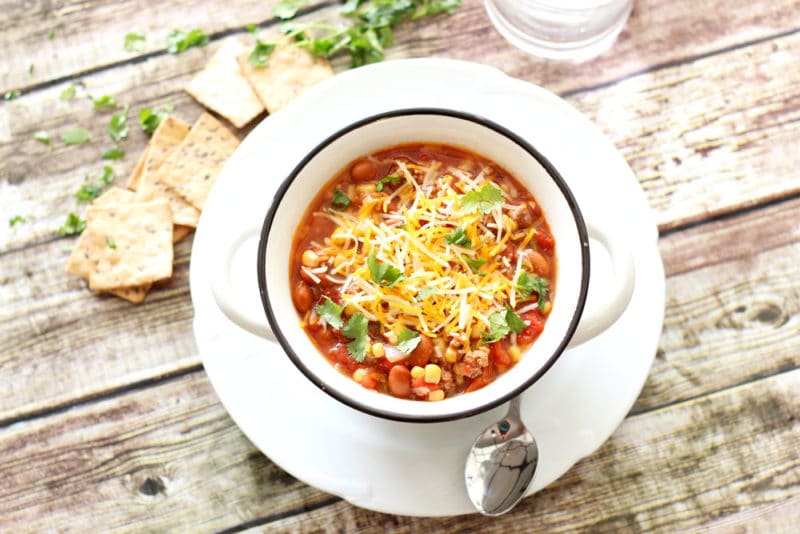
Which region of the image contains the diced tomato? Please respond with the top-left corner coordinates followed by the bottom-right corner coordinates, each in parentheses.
top-left (361, 373), bottom-right (378, 390)
top-left (465, 365), bottom-right (495, 393)
top-left (517, 310), bottom-right (545, 345)
top-left (489, 342), bottom-right (512, 367)
top-left (535, 231), bottom-right (555, 253)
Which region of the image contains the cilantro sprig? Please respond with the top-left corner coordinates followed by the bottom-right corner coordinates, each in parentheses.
top-left (58, 213), bottom-right (86, 236)
top-left (124, 32), bottom-right (146, 52)
top-left (108, 107), bottom-right (129, 141)
top-left (331, 189), bottom-right (351, 208)
top-left (516, 270), bottom-right (550, 311)
top-left (62, 127), bottom-right (92, 146)
top-left (367, 251), bottom-right (405, 287)
top-left (166, 28), bottom-right (209, 54)
top-left (397, 327), bottom-right (421, 354)
top-left (483, 306), bottom-right (525, 344)
top-left (75, 165), bottom-right (115, 202)
top-left (342, 312), bottom-right (369, 362)
top-left (315, 296), bottom-right (344, 329)
top-left (254, 0), bottom-right (461, 69)
top-left (375, 173), bottom-right (402, 192)
top-left (248, 40), bottom-right (277, 67)
top-left (462, 254), bottom-right (486, 275)
top-left (445, 227), bottom-right (470, 248)
top-left (9, 215), bottom-right (26, 227)
top-left (460, 184), bottom-right (504, 214)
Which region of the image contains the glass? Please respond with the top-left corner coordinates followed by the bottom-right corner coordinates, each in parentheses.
top-left (485, 0), bottom-right (633, 61)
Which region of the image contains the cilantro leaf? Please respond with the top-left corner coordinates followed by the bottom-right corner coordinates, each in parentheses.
top-left (342, 312), bottom-right (369, 362)
top-left (9, 215), bottom-right (26, 227)
top-left (483, 306), bottom-right (525, 344)
top-left (315, 296), bottom-right (344, 329)
top-left (367, 251), bottom-right (405, 287)
top-left (516, 270), bottom-right (550, 311)
top-left (505, 305), bottom-right (525, 334)
top-left (108, 108), bottom-right (128, 141)
top-left (60, 84), bottom-right (76, 101)
top-left (62, 127), bottom-right (92, 145)
top-left (273, 0), bottom-right (309, 19)
top-left (106, 236), bottom-right (117, 249)
top-left (98, 165), bottom-right (115, 185)
top-left (460, 184), bottom-right (504, 214)
top-left (124, 32), bottom-right (146, 52)
top-left (75, 166), bottom-right (115, 202)
top-left (33, 131), bottom-right (51, 146)
top-left (4, 89), bottom-right (20, 100)
top-left (444, 227), bottom-right (470, 248)
top-left (138, 107), bottom-right (166, 134)
top-left (58, 212), bottom-right (86, 236)
top-left (48, 27), bottom-right (56, 40)
top-left (101, 146), bottom-right (125, 160)
top-left (462, 254), bottom-right (486, 274)
top-left (331, 189), bottom-right (351, 208)
top-left (415, 287), bottom-right (437, 301)
top-left (375, 173), bottom-right (402, 192)
top-left (248, 40), bottom-right (277, 67)
top-left (246, 24), bottom-right (258, 34)
top-left (92, 95), bottom-right (118, 110)
top-left (166, 28), bottom-right (209, 54)
top-left (396, 327), bottom-right (421, 354)
top-left (28, 64), bottom-right (34, 75)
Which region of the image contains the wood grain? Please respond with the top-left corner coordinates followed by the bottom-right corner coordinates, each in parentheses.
top-left (5, 365), bottom-right (791, 532)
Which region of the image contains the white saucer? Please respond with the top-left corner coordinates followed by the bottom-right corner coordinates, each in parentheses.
top-left (190, 58), bottom-right (665, 517)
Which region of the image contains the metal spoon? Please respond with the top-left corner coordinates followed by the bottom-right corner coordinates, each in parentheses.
top-left (464, 396), bottom-right (539, 515)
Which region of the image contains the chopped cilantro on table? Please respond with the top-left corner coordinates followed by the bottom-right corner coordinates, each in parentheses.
top-left (4, 90), bottom-right (21, 100)
top-left (101, 146), bottom-right (125, 160)
top-left (58, 212), bottom-right (86, 236)
top-left (75, 166), bottom-right (115, 202)
top-left (252, 0), bottom-right (461, 68)
top-left (60, 84), bottom-right (76, 101)
top-left (9, 215), bottom-right (26, 227)
top-left (108, 108), bottom-right (128, 141)
top-left (92, 95), bottom-right (118, 110)
top-left (248, 40), bottom-right (277, 67)
top-left (462, 254), bottom-right (486, 274)
top-left (483, 306), bottom-right (525, 344)
top-left (28, 64), bottom-right (34, 75)
top-left (166, 28), bottom-right (209, 54)
top-left (396, 327), bottom-right (421, 354)
top-left (460, 183), bottom-right (504, 214)
top-left (367, 251), bottom-right (405, 287)
top-left (342, 312), bottom-right (369, 362)
top-left (33, 131), bottom-right (51, 146)
top-left (124, 32), bottom-right (146, 52)
top-left (273, 0), bottom-right (309, 20)
top-left (246, 24), bottom-right (258, 34)
top-left (138, 107), bottom-right (170, 134)
top-left (444, 227), bottom-right (470, 248)
top-left (105, 236), bottom-right (117, 249)
top-left (48, 27), bottom-right (56, 40)
top-left (62, 127), bottom-right (92, 145)
top-left (331, 188), bottom-right (351, 208)
top-left (315, 296), bottom-right (344, 329)
top-left (516, 270), bottom-right (549, 310)
top-left (375, 173), bottom-right (402, 191)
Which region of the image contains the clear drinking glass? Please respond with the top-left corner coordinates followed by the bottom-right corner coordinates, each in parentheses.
top-left (485, 0), bottom-right (634, 61)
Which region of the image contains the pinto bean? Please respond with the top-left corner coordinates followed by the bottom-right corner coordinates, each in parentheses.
top-left (388, 365), bottom-right (411, 398)
top-left (408, 335), bottom-right (434, 367)
top-left (292, 281), bottom-right (313, 313)
top-left (350, 159), bottom-right (378, 182)
top-left (523, 249), bottom-right (550, 277)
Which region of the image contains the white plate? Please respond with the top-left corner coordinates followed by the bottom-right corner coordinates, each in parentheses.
top-left (190, 58), bottom-right (665, 517)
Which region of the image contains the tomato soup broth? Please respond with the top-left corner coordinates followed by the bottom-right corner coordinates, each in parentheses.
top-left (289, 143), bottom-right (556, 401)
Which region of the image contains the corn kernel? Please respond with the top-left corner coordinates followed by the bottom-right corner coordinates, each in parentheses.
top-left (301, 249), bottom-right (320, 267)
top-left (428, 389), bottom-right (445, 402)
top-left (542, 301), bottom-right (552, 314)
top-left (410, 366), bottom-right (425, 379)
top-left (353, 368), bottom-right (367, 383)
top-left (509, 345), bottom-right (522, 363)
top-left (470, 323), bottom-right (484, 340)
top-left (445, 347), bottom-right (458, 363)
top-left (424, 364), bottom-right (442, 384)
top-left (371, 342), bottom-right (385, 358)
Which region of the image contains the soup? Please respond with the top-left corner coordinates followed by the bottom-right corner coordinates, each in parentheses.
top-left (289, 143), bottom-right (556, 401)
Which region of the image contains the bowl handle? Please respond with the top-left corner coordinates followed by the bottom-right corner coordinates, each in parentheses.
top-left (210, 225), bottom-right (276, 341)
top-left (567, 221), bottom-right (636, 347)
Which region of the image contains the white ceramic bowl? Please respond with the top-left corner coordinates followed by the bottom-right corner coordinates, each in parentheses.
top-left (215, 108), bottom-right (634, 422)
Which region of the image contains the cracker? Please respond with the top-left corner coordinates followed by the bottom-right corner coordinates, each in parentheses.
top-left (173, 224), bottom-right (193, 243)
top-left (158, 112), bottom-right (240, 211)
top-left (86, 199), bottom-right (174, 291)
top-left (185, 39), bottom-right (264, 128)
top-left (94, 186), bottom-right (136, 207)
top-left (126, 146), bottom-right (149, 191)
top-left (142, 115), bottom-right (192, 179)
top-left (237, 39), bottom-right (334, 113)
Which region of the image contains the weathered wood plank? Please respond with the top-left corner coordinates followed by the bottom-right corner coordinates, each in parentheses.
top-left (0, 371), bottom-right (333, 532)
top-left (7, 366), bottom-right (789, 532)
top-left (260, 371), bottom-right (800, 532)
top-left (570, 30), bottom-right (800, 230)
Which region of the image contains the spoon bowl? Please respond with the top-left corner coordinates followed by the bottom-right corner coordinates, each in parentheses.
top-left (464, 396), bottom-right (539, 515)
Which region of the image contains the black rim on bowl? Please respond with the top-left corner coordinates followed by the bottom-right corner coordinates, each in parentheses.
top-left (257, 108), bottom-right (591, 422)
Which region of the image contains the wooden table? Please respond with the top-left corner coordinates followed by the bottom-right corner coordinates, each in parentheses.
top-left (2, 1), bottom-right (799, 531)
